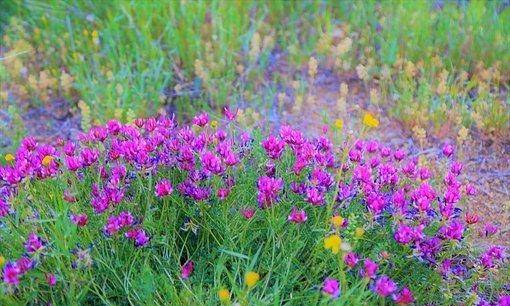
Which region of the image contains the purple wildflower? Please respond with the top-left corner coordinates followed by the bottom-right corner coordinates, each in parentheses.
top-left (257, 176), bottom-right (283, 208)
top-left (374, 275), bottom-right (397, 297)
top-left (322, 277), bottom-right (340, 298)
top-left (287, 207), bottom-right (307, 224)
top-left (155, 179), bottom-right (173, 197)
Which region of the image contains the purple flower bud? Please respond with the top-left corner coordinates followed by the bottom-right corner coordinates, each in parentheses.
top-left (240, 208), bottom-right (255, 220)
top-left (181, 260), bottom-right (194, 279)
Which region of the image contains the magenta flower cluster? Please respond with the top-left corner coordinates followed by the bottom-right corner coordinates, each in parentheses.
top-left (0, 111), bottom-right (507, 305)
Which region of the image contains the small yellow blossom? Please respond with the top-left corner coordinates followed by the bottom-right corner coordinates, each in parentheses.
top-left (211, 120), bottom-right (218, 129)
top-left (331, 215), bottom-right (344, 228)
top-left (0, 255), bottom-right (5, 267)
top-left (218, 288), bottom-right (230, 302)
top-left (41, 155), bottom-right (54, 167)
top-left (5, 154), bottom-right (15, 163)
top-left (334, 119), bottom-right (343, 130)
top-left (362, 112), bottom-right (379, 128)
top-left (244, 271), bottom-right (260, 288)
top-left (355, 227), bottom-right (365, 238)
top-left (324, 234), bottom-right (342, 254)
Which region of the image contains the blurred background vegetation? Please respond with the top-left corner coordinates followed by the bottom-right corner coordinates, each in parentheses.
top-left (1, 0), bottom-right (509, 152)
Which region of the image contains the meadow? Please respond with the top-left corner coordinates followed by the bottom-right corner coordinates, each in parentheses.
top-left (0, 1), bottom-right (509, 305)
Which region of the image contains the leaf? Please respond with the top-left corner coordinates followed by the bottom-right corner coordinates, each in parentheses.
top-left (219, 248), bottom-right (249, 260)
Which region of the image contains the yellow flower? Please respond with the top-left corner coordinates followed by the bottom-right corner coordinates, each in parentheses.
top-left (218, 288), bottom-right (230, 302)
top-left (331, 215), bottom-right (344, 228)
top-left (211, 120), bottom-right (218, 129)
top-left (324, 234), bottom-right (342, 254)
top-left (362, 112), bottom-right (379, 128)
top-left (41, 155), bottom-right (54, 167)
top-left (334, 119), bottom-right (343, 130)
top-left (244, 271), bottom-right (260, 288)
top-left (355, 227), bottom-right (365, 238)
top-left (0, 255), bottom-right (5, 267)
top-left (5, 153), bottom-right (15, 163)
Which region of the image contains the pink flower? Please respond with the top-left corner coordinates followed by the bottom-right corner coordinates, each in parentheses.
top-left (63, 189), bottom-right (77, 203)
top-left (439, 220), bottom-right (464, 240)
top-left (70, 214), bottom-right (89, 227)
top-left (348, 149), bottom-right (362, 162)
top-left (483, 222), bottom-right (499, 237)
top-left (344, 252), bottom-right (359, 268)
top-left (257, 176), bottom-right (283, 208)
top-left (394, 224), bottom-right (414, 245)
top-left (3, 262), bottom-right (21, 285)
top-left (374, 275), bottom-right (397, 297)
top-left (125, 228), bottom-right (150, 247)
top-left (193, 112), bottom-right (209, 127)
top-left (465, 183), bottom-right (477, 196)
top-left (217, 188), bottom-right (230, 200)
top-left (306, 187), bottom-right (325, 206)
top-left (442, 143), bottom-right (454, 157)
top-left (380, 146), bottom-right (391, 158)
top-left (16, 257), bottom-right (33, 274)
top-left (288, 207), bottom-right (307, 224)
top-left (241, 208), bottom-right (255, 220)
top-left (80, 148), bottom-right (99, 167)
top-left (262, 135), bottom-right (286, 159)
top-left (0, 198), bottom-right (11, 217)
top-left (46, 273), bottom-right (57, 286)
top-left (181, 261), bottom-right (194, 279)
top-left (465, 212), bottom-right (479, 225)
top-left (366, 140), bottom-right (379, 153)
top-left (24, 233), bottom-right (43, 254)
top-left (363, 259), bottom-right (378, 279)
top-left (497, 295), bottom-right (510, 306)
top-left (419, 167), bottom-right (432, 180)
top-left (104, 216), bottom-right (122, 236)
top-left (322, 277), bottom-right (340, 298)
top-left (223, 106), bottom-right (237, 121)
top-left (155, 179), bottom-right (173, 197)
top-left (394, 149), bottom-right (406, 161)
top-left (392, 287), bottom-right (414, 305)
top-left (90, 126), bottom-right (108, 142)
top-left (65, 156), bottom-right (83, 171)
top-left (106, 119), bottom-right (122, 135)
top-left (201, 151), bottom-right (225, 175)
top-left (118, 211), bottom-right (134, 227)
